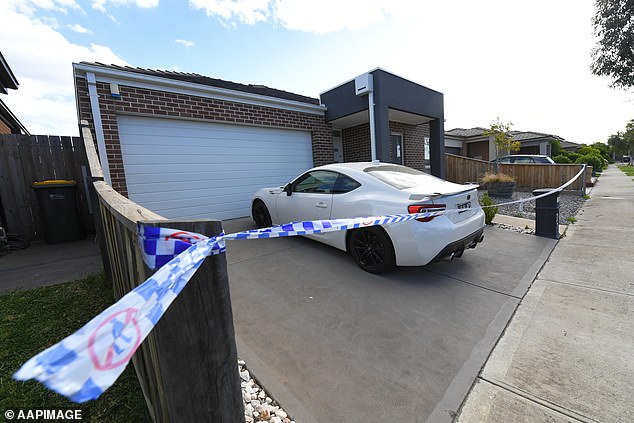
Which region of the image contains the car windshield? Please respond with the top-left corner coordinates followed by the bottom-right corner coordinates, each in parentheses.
top-left (364, 165), bottom-right (430, 190)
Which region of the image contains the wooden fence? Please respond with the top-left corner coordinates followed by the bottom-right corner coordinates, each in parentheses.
top-left (81, 122), bottom-right (243, 422)
top-left (0, 134), bottom-right (94, 240)
top-left (444, 153), bottom-right (591, 192)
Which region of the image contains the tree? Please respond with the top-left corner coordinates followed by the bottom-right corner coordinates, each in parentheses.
top-left (550, 139), bottom-right (563, 156)
top-left (591, 0), bottom-right (634, 89)
top-left (483, 118), bottom-right (520, 173)
top-left (608, 132), bottom-right (627, 157)
top-left (624, 119), bottom-right (634, 164)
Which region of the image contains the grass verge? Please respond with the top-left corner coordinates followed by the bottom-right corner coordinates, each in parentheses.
top-left (0, 273), bottom-right (150, 422)
top-left (617, 164), bottom-right (634, 177)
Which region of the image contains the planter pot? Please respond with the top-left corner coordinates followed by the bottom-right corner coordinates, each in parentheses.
top-left (487, 181), bottom-right (516, 198)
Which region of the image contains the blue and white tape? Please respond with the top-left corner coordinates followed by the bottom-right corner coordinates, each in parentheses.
top-left (13, 211), bottom-right (444, 402)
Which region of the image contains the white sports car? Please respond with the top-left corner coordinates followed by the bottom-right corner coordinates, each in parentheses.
top-left (251, 162), bottom-right (485, 273)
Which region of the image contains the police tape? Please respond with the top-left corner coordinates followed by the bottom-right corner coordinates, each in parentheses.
top-left (13, 211), bottom-right (447, 402)
top-left (13, 165), bottom-right (586, 402)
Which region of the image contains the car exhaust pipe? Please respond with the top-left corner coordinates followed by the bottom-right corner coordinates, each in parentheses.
top-left (451, 249), bottom-right (464, 261)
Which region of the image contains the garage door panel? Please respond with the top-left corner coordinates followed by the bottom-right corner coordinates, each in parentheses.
top-left (125, 171), bottom-right (296, 187)
top-left (119, 150), bottom-right (311, 165)
top-left (128, 175), bottom-right (291, 195)
top-left (121, 163), bottom-right (304, 180)
top-left (118, 116), bottom-right (313, 220)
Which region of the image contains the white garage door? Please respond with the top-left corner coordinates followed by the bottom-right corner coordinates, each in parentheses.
top-left (117, 116), bottom-right (313, 220)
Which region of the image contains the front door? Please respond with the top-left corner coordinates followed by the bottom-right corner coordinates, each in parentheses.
top-left (389, 133), bottom-right (404, 165)
top-left (333, 133), bottom-right (343, 163)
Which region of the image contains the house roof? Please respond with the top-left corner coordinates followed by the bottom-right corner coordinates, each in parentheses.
top-left (446, 127), bottom-right (566, 142)
top-left (0, 51), bottom-right (19, 95)
top-left (511, 131), bottom-right (564, 142)
top-left (80, 62), bottom-right (320, 106)
top-left (445, 127), bottom-right (486, 137)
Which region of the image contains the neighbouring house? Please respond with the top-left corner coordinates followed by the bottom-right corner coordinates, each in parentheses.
top-left (0, 51), bottom-right (29, 135)
top-left (73, 64), bottom-right (444, 220)
top-left (444, 127), bottom-right (576, 161)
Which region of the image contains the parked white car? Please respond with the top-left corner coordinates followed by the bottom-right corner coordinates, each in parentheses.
top-left (251, 162), bottom-right (485, 273)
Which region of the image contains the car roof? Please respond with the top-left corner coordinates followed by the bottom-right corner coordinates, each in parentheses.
top-left (500, 154), bottom-right (549, 158)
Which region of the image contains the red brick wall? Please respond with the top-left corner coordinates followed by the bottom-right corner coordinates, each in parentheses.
top-left (75, 77), bottom-right (332, 196)
top-left (341, 121), bottom-right (429, 171)
top-left (341, 123), bottom-right (372, 162)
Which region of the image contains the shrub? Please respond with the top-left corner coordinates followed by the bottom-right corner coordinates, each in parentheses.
top-left (578, 146), bottom-right (602, 156)
top-left (481, 172), bottom-right (515, 184)
top-left (564, 152), bottom-right (581, 162)
top-left (575, 154), bottom-right (605, 172)
top-left (480, 193), bottom-right (498, 225)
top-left (552, 154), bottom-right (572, 164)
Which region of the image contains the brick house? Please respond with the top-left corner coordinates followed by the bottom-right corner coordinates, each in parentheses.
top-left (73, 63), bottom-right (444, 220)
top-left (445, 127), bottom-right (570, 161)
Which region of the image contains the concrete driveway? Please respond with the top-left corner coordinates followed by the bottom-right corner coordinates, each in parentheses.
top-left (223, 218), bottom-right (556, 423)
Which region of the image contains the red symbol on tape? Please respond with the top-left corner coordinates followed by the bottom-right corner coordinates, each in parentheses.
top-left (88, 308), bottom-right (142, 371)
top-left (165, 232), bottom-right (201, 244)
top-left (362, 220), bottom-right (374, 226)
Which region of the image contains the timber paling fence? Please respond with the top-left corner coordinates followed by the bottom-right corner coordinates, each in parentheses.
top-left (0, 134), bottom-right (94, 240)
top-left (80, 121), bottom-right (243, 422)
top-left (444, 153), bottom-right (592, 193)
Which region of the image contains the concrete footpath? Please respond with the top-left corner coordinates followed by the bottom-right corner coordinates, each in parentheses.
top-left (457, 165), bottom-right (634, 422)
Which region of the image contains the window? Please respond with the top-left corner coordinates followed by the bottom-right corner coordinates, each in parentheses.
top-left (497, 156), bottom-right (511, 163)
top-left (292, 170), bottom-right (339, 194)
top-left (513, 157), bottom-right (533, 164)
top-left (333, 174), bottom-right (361, 194)
top-left (364, 164), bottom-right (434, 190)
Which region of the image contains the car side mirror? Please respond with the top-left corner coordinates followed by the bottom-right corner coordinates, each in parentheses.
top-left (284, 184), bottom-right (292, 196)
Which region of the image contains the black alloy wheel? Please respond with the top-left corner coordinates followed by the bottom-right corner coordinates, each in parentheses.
top-left (252, 201), bottom-right (272, 228)
top-left (349, 227), bottom-right (396, 274)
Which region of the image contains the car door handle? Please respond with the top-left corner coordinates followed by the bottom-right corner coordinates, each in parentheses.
top-left (315, 202), bottom-right (328, 208)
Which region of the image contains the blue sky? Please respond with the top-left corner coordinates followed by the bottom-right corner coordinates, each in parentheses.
top-left (1, 0), bottom-right (632, 144)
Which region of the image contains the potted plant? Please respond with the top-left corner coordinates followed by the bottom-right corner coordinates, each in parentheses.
top-left (482, 172), bottom-right (516, 197)
top-left (483, 118), bottom-right (521, 197)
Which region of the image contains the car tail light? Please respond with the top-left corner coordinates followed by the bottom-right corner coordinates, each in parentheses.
top-left (408, 204), bottom-right (446, 222)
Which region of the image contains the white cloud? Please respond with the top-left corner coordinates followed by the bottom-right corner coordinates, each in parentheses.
top-left (21, 0), bottom-right (82, 14)
top-left (92, 0), bottom-right (159, 13)
top-left (189, 0), bottom-right (271, 25)
top-left (189, 0), bottom-right (401, 33)
top-left (0, 2), bottom-right (128, 135)
top-left (273, 0), bottom-right (391, 34)
top-left (67, 23), bottom-right (93, 34)
top-left (174, 38), bottom-right (195, 48)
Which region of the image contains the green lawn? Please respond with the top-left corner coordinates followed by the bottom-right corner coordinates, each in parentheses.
top-left (0, 274), bottom-right (150, 422)
top-left (617, 164), bottom-right (634, 177)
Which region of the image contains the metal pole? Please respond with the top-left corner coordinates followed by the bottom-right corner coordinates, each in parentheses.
top-left (368, 90), bottom-right (377, 162)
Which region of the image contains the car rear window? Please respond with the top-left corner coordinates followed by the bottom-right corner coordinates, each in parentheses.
top-left (364, 165), bottom-right (427, 190)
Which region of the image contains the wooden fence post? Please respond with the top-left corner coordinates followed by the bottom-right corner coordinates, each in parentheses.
top-left (79, 122), bottom-right (112, 283)
top-left (139, 219), bottom-right (244, 423)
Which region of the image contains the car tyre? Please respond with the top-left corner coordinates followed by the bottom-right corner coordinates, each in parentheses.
top-left (252, 200), bottom-right (272, 228)
top-left (348, 227), bottom-right (396, 274)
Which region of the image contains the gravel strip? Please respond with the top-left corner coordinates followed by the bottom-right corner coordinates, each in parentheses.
top-left (478, 190), bottom-right (586, 225)
top-left (239, 359), bottom-right (295, 423)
